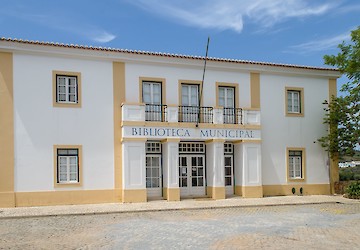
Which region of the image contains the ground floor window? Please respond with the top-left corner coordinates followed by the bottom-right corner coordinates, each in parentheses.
top-left (224, 142), bottom-right (234, 195)
top-left (146, 142), bottom-right (162, 196)
top-left (146, 156), bottom-right (161, 188)
top-left (54, 145), bottom-right (82, 186)
top-left (224, 143), bottom-right (234, 186)
top-left (287, 148), bottom-right (305, 181)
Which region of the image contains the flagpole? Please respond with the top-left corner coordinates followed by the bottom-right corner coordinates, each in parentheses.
top-left (196, 37), bottom-right (210, 127)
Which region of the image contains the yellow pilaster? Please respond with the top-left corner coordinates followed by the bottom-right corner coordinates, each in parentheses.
top-left (0, 52), bottom-right (15, 207)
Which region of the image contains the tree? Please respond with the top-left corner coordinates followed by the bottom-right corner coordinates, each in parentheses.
top-left (318, 26), bottom-right (360, 159)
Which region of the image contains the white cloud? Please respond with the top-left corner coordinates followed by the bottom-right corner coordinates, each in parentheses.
top-left (289, 31), bottom-right (351, 53)
top-left (127, 0), bottom-right (339, 33)
top-left (0, 6), bottom-right (116, 43)
top-left (89, 31), bottom-right (116, 43)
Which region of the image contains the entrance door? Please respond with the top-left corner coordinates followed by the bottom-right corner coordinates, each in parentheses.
top-left (146, 155), bottom-right (162, 197)
top-left (225, 155), bottom-right (234, 195)
top-left (179, 155), bottom-right (205, 197)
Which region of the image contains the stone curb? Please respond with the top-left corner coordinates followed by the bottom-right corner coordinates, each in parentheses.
top-left (1, 198), bottom-right (358, 220)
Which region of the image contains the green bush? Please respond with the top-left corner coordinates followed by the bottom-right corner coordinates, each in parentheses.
top-left (339, 166), bottom-right (360, 181)
top-left (345, 181), bottom-right (360, 199)
top-left (340, 171), bottom-right (354, 181)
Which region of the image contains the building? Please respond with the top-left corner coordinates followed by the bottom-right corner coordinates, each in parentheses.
top-left (0, 38), bottom-right (340, 207)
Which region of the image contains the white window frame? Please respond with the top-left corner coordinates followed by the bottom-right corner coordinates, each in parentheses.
top-left (57, 149), bottom-right (79, 184)
top-left (287, 90), bottom-right (301, 113)
top-left (218, 86), bottom-right (235, 108)
top-left (288, 150), bottom-right (303, 179)
top-left (56, 75), bottom-right (78, 104)
top-left (181, 84), bottom-right (199, 106)
top-left (142, 81), bottom-right (162, 105)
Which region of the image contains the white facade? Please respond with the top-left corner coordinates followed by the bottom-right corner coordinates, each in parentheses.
top-left (0, 38), bottom-right (341, 207)
top-left (13, 54), bottom-right (115, 192)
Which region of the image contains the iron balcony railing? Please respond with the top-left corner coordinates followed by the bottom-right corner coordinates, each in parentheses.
top-left (145, 104), bottom-right (167, 122)
top-left (223, 107), bottom-right (243, 124)
top-left (178, 106), bottom-right (213, 123)
top-left (144, 105), bottom-right (244, 124)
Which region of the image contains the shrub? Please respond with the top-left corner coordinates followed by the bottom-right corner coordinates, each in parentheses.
top-left (345, 181), bottom-right (360, 199)
top-left (340, 171), bottom-right (354, 181)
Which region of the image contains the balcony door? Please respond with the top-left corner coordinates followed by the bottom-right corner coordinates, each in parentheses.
top-left (143, 81), bottom-right (162, 121)
top-left (181, 84), bottom-right (199, 122)
top-left (219, 87), bottom-right (235, 124)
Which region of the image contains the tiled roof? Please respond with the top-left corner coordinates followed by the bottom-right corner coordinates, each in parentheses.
top-left (0, 37), bottom-right (339, 71)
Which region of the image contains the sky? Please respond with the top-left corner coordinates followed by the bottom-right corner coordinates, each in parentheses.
top-left (1, 0), bottom-right (359, 91)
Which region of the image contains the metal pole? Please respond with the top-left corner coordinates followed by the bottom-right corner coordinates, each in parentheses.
top-left (196, 37), bottom-right (210, 127)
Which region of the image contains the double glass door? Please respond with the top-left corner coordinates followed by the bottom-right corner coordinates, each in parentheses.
top-left (179, 155), bottom-right (205, 197)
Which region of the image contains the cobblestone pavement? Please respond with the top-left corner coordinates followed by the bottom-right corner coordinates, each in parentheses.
top-left (1, 203), bottom-right (360, 249)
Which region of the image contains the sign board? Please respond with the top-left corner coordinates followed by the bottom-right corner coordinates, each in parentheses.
top-left (123, 126), bottom-right (261, 140)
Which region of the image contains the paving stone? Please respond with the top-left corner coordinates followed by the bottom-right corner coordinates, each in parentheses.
top-left (0, 202), bottom-right (360, 249)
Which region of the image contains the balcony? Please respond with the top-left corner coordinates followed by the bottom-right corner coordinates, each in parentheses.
top-left (122, 103), bottom-right (260, 125)
top-left (178, 106), bottom-right (213, 123)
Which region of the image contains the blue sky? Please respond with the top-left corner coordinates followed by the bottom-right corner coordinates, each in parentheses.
top-left (1, 0), bottom-right (359, 90)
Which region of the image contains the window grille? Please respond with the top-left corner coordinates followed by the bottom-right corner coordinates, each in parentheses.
top-left (179, 143), bottom-right (205, 153)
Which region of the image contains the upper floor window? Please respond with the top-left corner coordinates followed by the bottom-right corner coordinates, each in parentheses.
top-left (217, 83), bottom-right (239, 124)
top-left (142, 81), bottom-right (161, 105)
top-left (218, 86), bottom-right (234, 108)
top-left (140, 78), bottom-right (166, 122)
top-left (53, 71), bottom-right (81, 108)
top-left (181, 84), bottom-right (199, 107)
top-left (57, 75), bottom-right (78, 104)
top-left (285, 87), bottom-right (304, 116)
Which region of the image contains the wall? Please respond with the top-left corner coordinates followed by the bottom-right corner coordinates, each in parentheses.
top-left (260, 73), bottom-right (330, 185)
top-left (125, 62), bottom-right (251, 107)
top-left (13, 53), bottom-right (115, 192)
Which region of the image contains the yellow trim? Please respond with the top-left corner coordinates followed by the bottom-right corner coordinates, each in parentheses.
top-left (241, 139), bottom-right (262, 144)
top-left (163, 188), bottom-right (180, 201)
top-left (205, 139), bottom-right (226, 143)
top-left (234, 186), bottom-right (242, 196)
top-left (242, 107), bottom-right (261, 111)
top-left (250, 72), bottom-right (260, 108)
top-left (121, 102), bottom-right (146, 106)
top-left (286, 147), bottom-right (306, 182)
top-left (328, 79), bottom-right (338, 194)
top-left (207, 186), bottom-right (226, 199)
top-left (328, 79), bottom-right (337, 101)
top-left (161, 138), bottom-right (181, 143)
top-left (242, 186), bottom-right (263, 198)
top-left (15, 190), bottom-right (117, 207)
top-left (122, 189), bottom-right (147, 203)
top-left (263, 184), bottom-right (330, 196)
top-left (114, 62), bottom-right (125, 201)
top-left (0, 52), bottom-right (15, 207)
top-left (215, 82), bottom-right (239, 108)
top-left (52, 70), bottom-right (82, 108)
top-left (285, 87), bottom-right (304, 117)
top-left (139, 77), bottom-right (166, 105)
top-left (178, 79), bottom-right (203, 106)
top-left (121, 138), bottom-right (148, 142)
top-left (53, 145), bottom-right (83, 187)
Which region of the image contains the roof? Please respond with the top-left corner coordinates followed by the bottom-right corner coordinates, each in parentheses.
top-left (0, 37), bottom-right (339, 72)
